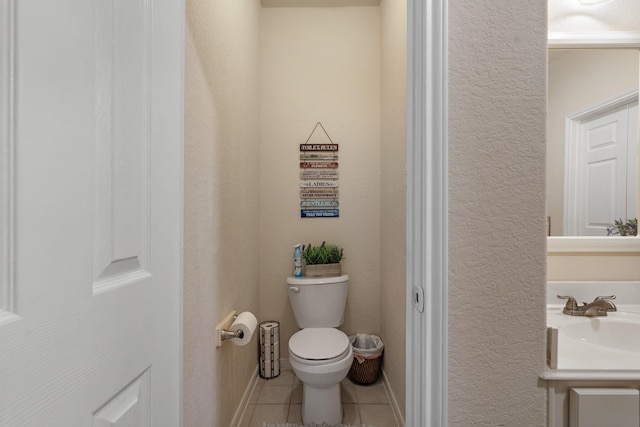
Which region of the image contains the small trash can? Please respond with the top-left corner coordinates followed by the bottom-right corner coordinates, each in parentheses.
top-left (259, 321), bottom-right (280, 379)
top-left (348, 334), bottom-right (384, 385)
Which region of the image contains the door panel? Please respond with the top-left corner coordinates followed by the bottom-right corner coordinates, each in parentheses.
top-left (94, 0), bottom-right (150, 292)
top-left (0, 0), bottom-right (183, 425)
top-left (93, 369), bottom-right (150, 427)
top-left (580, 108), bottom-right (628, 235)
top-left (572, 102), bottom-right (637, 236)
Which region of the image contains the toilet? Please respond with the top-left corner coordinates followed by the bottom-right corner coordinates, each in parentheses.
top-left (287, 274), bottom-right (353, 425)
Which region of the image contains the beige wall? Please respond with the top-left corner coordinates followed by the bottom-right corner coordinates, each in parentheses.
top-left (258, 6), bottom-right (382, 353)
top-left (548, 49), bottom-right (638, 236)
top-left (548, 252), bottom-right (640, 281)
top-left (379, 0), bottom-right (406, 415)
top-left (184, 1), bottom-right (261, 426)
top-left (448, 1), bottom-right (548, 425)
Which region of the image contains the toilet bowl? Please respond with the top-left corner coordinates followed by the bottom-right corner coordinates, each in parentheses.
top-left (286, 275), bottom-right (351, 425)
top-left (288, 327), bottom-right (353, 425)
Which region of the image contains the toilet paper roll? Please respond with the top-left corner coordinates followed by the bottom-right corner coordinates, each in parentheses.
top-left (259, 321), bottom-right (280, 345)
top-left (230, 312), bottom-right (258, 346)
top-left (262, 345), bottom-right (280, 361)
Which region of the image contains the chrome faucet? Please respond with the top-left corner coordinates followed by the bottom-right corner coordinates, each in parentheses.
top-left (557, 295), bottom-right (617, 317)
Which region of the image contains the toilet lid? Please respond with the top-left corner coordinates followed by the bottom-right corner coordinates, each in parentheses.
top-left (289, 328), bottom-right (349, 361)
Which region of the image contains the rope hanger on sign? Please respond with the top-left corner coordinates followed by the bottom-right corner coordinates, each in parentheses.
top-left (303, 122), bottom-right (334, 145)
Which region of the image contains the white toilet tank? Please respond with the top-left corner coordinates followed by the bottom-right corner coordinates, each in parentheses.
top-left (287, 275), bottom-right (349, 328)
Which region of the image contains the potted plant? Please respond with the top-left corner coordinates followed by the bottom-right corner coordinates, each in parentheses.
top-left (606, 218), bottom-right (638, 236)
top-left (302, 242), bottom-right (344, 277)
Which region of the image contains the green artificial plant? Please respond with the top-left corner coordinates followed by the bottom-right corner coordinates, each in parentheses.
top-left (302, 241), bottom-right (344, 265)
top-left (606, 218), bottom-right (638, 236)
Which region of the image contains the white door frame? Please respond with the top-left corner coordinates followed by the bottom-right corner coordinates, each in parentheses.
top-left (563, 90), bottom-right (638, 235)
top-left (406, 0), bottom-right (448, 425)
top-left (0, 0), bottom-right (16, 321)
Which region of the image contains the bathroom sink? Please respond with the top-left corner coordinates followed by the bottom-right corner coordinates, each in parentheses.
top-left (547, 307), bottom-right (640, 370)
top-left (545, 282), bottom-right (640, 375)
top-left (559, 317), bottom-right (640, 353)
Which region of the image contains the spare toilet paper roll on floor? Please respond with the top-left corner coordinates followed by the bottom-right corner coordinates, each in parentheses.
top-left (230, 312), bottom-right (258, 346)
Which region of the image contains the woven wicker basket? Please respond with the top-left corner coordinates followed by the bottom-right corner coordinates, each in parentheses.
top-left (348, 354), bottom-right (382, 385)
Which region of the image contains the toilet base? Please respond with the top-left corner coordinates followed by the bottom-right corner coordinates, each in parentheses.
top-left (301, 382), bottom-right (342, 425)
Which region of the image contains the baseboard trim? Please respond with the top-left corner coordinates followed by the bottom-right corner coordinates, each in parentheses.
top-left (382, 368), bottom-right (405, 427)
top-left (231, 364), bottom-right (259, 427)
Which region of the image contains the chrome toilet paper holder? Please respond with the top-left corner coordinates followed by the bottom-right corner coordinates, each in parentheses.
top-left (215, 311), bottom-right (238, 346)
top-left (220, 314), bottom-right (243, 342)
top-left (215, 311), bottom-right (244, 347)
top-left (215, 310), bottom-right (258, 347)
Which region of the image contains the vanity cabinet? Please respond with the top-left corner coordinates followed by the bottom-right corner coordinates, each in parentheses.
top-left (546, 380), bottom-right (640, 427)
top-left (569, 388), bottom-right (639, 427)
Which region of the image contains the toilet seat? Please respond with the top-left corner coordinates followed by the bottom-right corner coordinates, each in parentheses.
top-left (289, 328), bottom-right (350, 365)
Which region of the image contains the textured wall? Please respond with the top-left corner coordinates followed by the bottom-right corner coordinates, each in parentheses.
top-left (379, 0), bottom-right (406, 416)
top-left (184, 1), bottom-right (261, 426)
top-left (258, 7), bottom-right (382, 354)
top-left (448, 1), bottom-right (548, 425)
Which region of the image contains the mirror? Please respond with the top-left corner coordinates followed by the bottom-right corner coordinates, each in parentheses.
top-left (548, 33), bottom-right (640, 238)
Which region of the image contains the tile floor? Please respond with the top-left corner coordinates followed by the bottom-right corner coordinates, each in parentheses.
top-left (239, 367), bottom-right (398, 427)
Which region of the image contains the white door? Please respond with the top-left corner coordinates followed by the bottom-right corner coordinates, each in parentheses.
top-left (568, 100), bottom-right (638, 236)
top-left (0, 0), bottom-right (183, 425)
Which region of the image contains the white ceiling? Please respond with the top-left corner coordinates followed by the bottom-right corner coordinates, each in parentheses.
top-left (261, 0), bottom-right (380, 7)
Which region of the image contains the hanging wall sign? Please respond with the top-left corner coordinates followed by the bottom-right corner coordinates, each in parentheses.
top-left (301, 209), bottom-right (340, 218)
top-left (299, 144), bottom-right (339, 152)
top-left (299, 161), bottom-right (338, 169)
top-left (300, 181), bottom-right (339, 188)
top-left (300, 200), bottom-right (339, 208)
top-left (300, 170), bottom-right (339, 180)
top-left (300, 189), bottom-right (339, 199)
top-left (300, 154), bottom-right (339, 161)
top-left (299, 122), bottom-right (339, 218)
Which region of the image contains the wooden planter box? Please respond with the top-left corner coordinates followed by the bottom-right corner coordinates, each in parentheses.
top-left (304, 263), bottom-right (341, 278)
